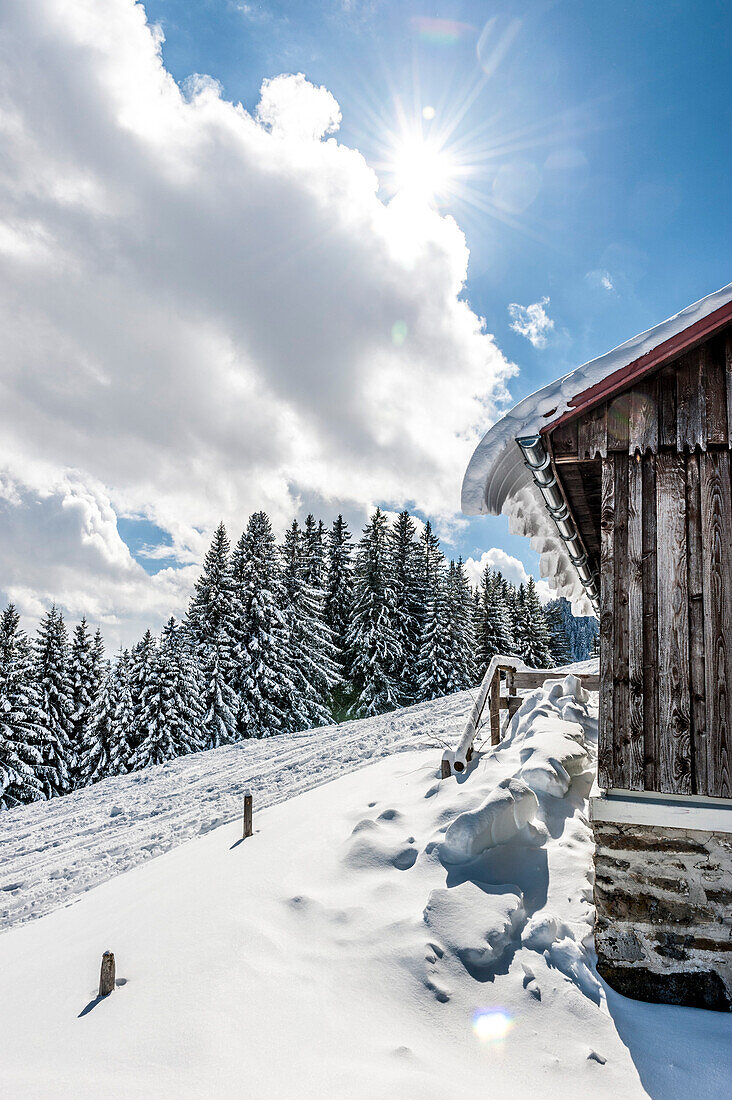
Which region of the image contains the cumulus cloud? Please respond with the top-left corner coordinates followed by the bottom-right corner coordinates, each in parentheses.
top-left (508, 297), bottom-right (554, 348)
top-left (464, 547), bottom-right (553, 604)
top-left (0, 0), bottom-right (515, 644)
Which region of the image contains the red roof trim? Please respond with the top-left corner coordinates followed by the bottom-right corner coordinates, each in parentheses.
top-left (541, 298), bottom-right (732, 435)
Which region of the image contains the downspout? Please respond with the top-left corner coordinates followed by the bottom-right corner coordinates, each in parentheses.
top-left (516, 435), bottom-right (600, 615)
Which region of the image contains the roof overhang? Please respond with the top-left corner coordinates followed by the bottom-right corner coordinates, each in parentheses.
top-left (462, 281), bottom-right (732, 612)
top-left (463, 281), bottom-right (732, 519)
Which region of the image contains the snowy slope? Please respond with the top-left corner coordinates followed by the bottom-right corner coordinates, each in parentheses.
top-left (0, 691), bottom-right (472, 932)
top-left (1, 675), bottom-right (730, 1098)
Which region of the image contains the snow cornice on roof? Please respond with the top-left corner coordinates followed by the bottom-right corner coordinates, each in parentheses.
top-left (462, 281), bottom-right (732, 519)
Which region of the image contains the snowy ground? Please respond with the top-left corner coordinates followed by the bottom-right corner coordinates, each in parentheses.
top-left (0, 691), bottom-right (472, 932)
top-left (1, 665), bottom-right (730, 1098)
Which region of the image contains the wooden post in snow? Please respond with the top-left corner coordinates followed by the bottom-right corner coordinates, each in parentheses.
top-left (490, 669), bottom-right (502, 745)
top-left (243, 791), bottom-right (253, 839)
top-left (440, 758), bottom-right (452, 779)
top-left (99, 951), bottom-right (115, 997)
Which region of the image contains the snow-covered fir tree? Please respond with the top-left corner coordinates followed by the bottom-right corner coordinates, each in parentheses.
top-left (34, 605), bottom-right (74, 796)
top-left (443, 559), bottom-right (476, 692)
top-left (389, 511), bottom-right (422, 703)
top-left (128, 618), bottom-right (204, 768)
top-left (474, 566), bottom-right (513, 677)
top-left (282, 518), bottom-right (339, 728)
top-left (324, 515), bottom-right (355, 719)
top-left (125, 629), bottom-right (157, 757)
top-left (513, 578), bottom-right (553, 667)
top-left (185, 523), bottom-right (237, 748)
top-left (346, 508), bottom-right (402, 717)
top-left (416, 550), bottom-right (454, 702)
top-left (544, 600), bottom-right (572, 665)
top-left (186, 522), bottom-right (235, 645)
top-left (231, 513), bottom-right (299, 737)
top-left (91, 627), bottom-right (105, 687)
top-left (545, 597), bottom-right (598, 661)
top-left (69, 618), bottom-right (97, 781)
top-left (79, 654), bottom-right (128, 785)
top-left (0, 605), bottom-right (47, 809)
top-left (199, 628), bottom-right (239, 747)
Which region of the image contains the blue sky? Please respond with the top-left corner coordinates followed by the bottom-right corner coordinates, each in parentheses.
top-left (1, 0), bottom-right (730, 646)
top-left (140, 0), bottom-right (731, 569)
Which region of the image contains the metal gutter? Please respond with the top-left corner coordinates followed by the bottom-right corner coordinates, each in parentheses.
top-left (516, 434), bottom-right (600, 614)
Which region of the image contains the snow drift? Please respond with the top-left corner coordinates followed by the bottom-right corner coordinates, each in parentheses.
top-left (0, 671), bottom-right (729, 1098)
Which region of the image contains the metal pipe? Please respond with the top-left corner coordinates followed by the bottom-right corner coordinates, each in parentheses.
top-left (516, 434), bottom-right (600, 615)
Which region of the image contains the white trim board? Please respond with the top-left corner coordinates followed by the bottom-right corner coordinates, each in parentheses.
top-left (589, 784), bottom-right (732, 833)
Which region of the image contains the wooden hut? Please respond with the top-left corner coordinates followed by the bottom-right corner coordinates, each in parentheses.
top-left (462, 284), bottom-right (732, 1011)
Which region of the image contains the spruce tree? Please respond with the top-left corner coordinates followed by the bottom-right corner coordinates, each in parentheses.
top-left (69, 618), bottom-right (97, 782)
top-left (281, 518), bottom-right (338, 728)
top-left (544, 599), bottom-right (572, 666)
top-left (113, 649), bottom-right (136, 770)
top-left (416, 554), bottom-right (453, 701)
top-left (199, 628), bottom-right (238, 747)
top-left (128, 618), bottom-right (204, 768)
top-left (325, 515), bottom-right (354, 711)
top-left (231, 513), bottom-right (299, 737)
top-left (444, 558), bottom-right (477, 691)
top-left (514, 578), bottom-right (553, 667)
top-left (126, 629), bottom-right (156, 758)
top-left (389, 511), bottom-right (422, 703)
top-left (186, 523), bottom-right (238, 746)
top-left (0, 605), bottom-right (47, 809)
top-left (346, 508), bottom-right (402, 716)
top-left (91, 628), bottom-right (106, 690)
top-left (79, 655), bottom-right (128, 785)
top-left (34, 605), bottom-right (74, 796)
top-left (475, 567), bottom-right (513, 678)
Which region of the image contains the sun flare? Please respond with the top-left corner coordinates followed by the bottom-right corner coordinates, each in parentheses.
top-left (390, 135), bottom-right (457, 203)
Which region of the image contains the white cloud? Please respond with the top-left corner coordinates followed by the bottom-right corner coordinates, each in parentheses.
top-left (507, 296), bottom-right (554, 348)
top-left (464, 547), bottom-right (553, 604)
top-left (0, 0), bottom-right (515, 644)
top-left (586, 269), bottom-right (614, 292)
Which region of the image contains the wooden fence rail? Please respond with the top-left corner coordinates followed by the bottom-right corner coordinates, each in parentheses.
top-left (441, 661), bottom-right (599, 777)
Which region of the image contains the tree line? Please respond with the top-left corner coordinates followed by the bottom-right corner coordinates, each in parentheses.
top-left (0, 508), bottom-right (594, 810)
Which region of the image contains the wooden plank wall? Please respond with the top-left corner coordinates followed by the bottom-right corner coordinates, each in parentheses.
top-left (575, 330), bottom-right (732, 798)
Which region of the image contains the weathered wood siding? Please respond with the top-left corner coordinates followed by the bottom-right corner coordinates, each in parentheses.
top-left (555, 328), bottom-right (732, 798)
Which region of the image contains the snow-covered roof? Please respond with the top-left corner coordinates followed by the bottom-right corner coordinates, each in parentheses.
top-left (462, 282), bottom-right (732, 518)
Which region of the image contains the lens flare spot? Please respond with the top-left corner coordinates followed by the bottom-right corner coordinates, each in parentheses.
top-left (391, 320), bottom-right (408, 347)
top-left (473, 1009), bottom-right (513, 1043)
top-left (422, 105), bottom-right (436, 121)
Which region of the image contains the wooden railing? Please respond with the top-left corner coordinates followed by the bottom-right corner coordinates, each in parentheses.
top-left (441, 661), bottom-right (599, 777)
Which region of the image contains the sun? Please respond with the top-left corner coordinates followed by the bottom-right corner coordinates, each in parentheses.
top-left (390, 134), bottom-right (456, 204)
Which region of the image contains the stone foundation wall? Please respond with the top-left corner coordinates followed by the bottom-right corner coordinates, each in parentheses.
top-left (593, 821), bottom-right (732, 1011)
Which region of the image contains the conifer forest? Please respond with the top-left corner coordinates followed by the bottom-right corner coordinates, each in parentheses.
top-left (0, 509), bottom-right (596, 810)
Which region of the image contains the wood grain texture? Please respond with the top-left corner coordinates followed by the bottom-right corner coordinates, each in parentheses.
top-left (550, 419), bottom-right (578, 458)
top-left (613, 453), bottom-right (631, 788)
top-left (700, 450), bottom-right (732, 798)
top-left (578, 405), bottom-right (607, 459)
top-left (625, 455), bottom-right (644, 788)
top-left (607, 394), bottom-right (631, 452)
top-left (658, 365), bottom-right (677, 449)
top-left (598, 456), bottom-right (615, 789)
top-left (704, 338), bottom-right (727, 445)
top-left (686, 453), bottom-right (706, 795)
top-left (676, 349), bottom-right (706, 452)
top-left (489, 669), bottom-right (501, 746)
top-left (99, 952), bottom-right (115, 998)
top-left (628, 380), bottom-right (658, 455)
top-left (656, 452), bottom-right (691, 793)
top-left (642, 455), bottom-right (659, 791)
top-left (243, 793), bottom-right (253, 839)
top-left (725, 334), bottom-right (732, 447)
